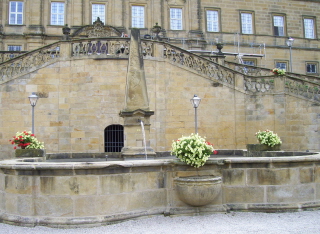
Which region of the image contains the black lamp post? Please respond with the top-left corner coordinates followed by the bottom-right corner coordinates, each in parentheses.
top-left (28, 92), bottom-right (39, 134)
top-left (190, 95), bottom-right (201, 134)
top-left (286, 37), bottom-right (294, 72)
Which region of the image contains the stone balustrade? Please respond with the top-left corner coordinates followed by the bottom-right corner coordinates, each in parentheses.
top-left (0, 37), bottom-right (319, 103)
top-left (0, 43), bottom-right (60, 84)
top-left (0, 51), bottom-right (28, 63)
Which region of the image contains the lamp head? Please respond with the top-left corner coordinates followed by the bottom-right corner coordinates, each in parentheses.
top-left (286, 37), bottom-right (294, 47)
top-left (190, 95), bottom-right (201, 108)
top-left (28, 92), bottom-right (39, 107)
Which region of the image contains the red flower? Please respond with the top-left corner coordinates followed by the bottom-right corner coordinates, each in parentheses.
top-left (14, 146), bottom-right (16, 149)
top-left (213, 150), bottom-right (218, 155)
top-left (31, 134), bottom-right (35, 137)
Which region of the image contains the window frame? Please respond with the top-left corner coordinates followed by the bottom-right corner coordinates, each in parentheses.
top-left (9, 1), bottom-right (24, 25)
top-left (91, 3), bottom-right (106, 24)
top-left (205, 8), bottom-right (221, 33)
top-left (170, 7), bottom-right (183, 30)
top-left (303, 16), bottom-right (317, 39)
top-left (8, 45), bottom-right (22, 51)
top-left (275, 60), bottom-right (288, 71)
top-left (272, 13), bottom-right (286, 37)
top-left (131, 5), bottom-right (145, 28)
top-left (306, 61), bottom-right (318, 74)
top-left (242, 58), bottom-right (257, 66)
top-left (50, 2), bottom-right (65, 26)
top-left (240, 11), bottom-right (255, 34)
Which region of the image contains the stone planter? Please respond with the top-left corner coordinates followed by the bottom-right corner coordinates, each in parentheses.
top-left (246, 144), bottom-right (281, 157)
top-left (174, 176), bottom-right (222, 207)
top-left (15, 149), bottom-right (46, 158)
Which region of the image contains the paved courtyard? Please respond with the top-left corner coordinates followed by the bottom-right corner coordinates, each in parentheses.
top-left (0, 210), bottom-right (319, 234)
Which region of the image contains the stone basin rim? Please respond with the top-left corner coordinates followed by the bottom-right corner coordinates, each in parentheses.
top-left (0, 152), bottom-right (319, 170)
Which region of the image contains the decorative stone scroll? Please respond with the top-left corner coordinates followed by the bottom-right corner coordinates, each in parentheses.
top-left (72, 18), bottom-right (122, 38)
top-left (163, 44), bottom-right (235, 87)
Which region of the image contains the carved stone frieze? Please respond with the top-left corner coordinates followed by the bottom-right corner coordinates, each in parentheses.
top-left (72, 18), bottom-right (122, 38)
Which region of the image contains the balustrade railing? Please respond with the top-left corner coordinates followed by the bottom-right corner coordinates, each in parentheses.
top-left (244, 77), bottom-right (275, 93)
top-left (0, 51), bottom-right (28, 63)
top-left (71, 38), bottom-right (154, 58)
top-left (0, 37), bottom-right (319, 103)
top-left (163, 43), bottom-right (235, 86)
top-left (285, 77), bottom-right (320, 102)
top-left (0, 43), bottom-right (60, 84)
top-left (224, 61), bottom-right (273, 76)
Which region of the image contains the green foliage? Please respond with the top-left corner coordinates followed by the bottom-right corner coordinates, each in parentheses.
top-left (272, 68), bottom-right (286, 76)
top-left (9, 131), bottom-right (45, 149)
top-left (171, 134), bottom-right (214, 168)
top-left (255, 129), bottom-right (282, 147)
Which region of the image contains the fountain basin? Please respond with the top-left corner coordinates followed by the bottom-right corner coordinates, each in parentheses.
top-left (0, 152), bottom-right (320, 227)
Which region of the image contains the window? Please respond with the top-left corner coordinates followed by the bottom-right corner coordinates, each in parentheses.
top-left (242, 59), bottom-right (256, 66)
top-left (51, 2), bottom-right (65, 25)
top-left (275, 61), bottom-right (288, 70)
top-left (8, 45), bottom-right (22, 51)
top-left (206, 10), bottom-right (219, 32)
top-left (306, 62), bottom-right (318, 74)
top-left (9, 1), bottom-right (23, 25)
top-left (273, 15), bottom-right (285, 36)
top-left (170, 8), bottom-right (182, 30)
top-left (92, 4), bottom-right (105, 24)
top-left (242, 60), bottom-right (255, 66)
top-left (304, 17), bottom-right (316, 39)
top-left (132, 6), bottom-right (144, 28)
top-left (241, 12), bottom-right (253, 34)
top-left (104, 125), bottom-right (124, 152)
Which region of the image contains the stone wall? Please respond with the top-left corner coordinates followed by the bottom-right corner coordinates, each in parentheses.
top-left (0, 155), bottom-right (320, 227)
top-left (0, 0), bottom-right (319, 75)
top-left (0, 40), bottom-right (319, 159)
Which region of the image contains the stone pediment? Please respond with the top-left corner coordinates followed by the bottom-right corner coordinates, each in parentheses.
top-left (72, 17), bottom-right (122, 38)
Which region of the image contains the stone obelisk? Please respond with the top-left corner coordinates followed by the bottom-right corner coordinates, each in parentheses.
top-left (119, 28), bottom-right (155, 158)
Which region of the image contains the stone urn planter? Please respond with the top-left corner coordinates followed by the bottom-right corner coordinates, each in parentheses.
top-left (174, 176), bottom-right (222, 206)
top-left (15, 149), bottom-right (46, 158)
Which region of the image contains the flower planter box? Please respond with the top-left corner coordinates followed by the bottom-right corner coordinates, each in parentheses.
top-left (246, 144), bottom-right (281, 157)
top-left (15, 149), bottom-right (46, 158)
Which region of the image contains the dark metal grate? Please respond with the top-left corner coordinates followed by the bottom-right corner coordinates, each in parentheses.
top-left (104, 125), bottom-right (124, 152)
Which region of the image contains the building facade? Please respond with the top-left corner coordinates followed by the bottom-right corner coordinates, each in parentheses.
top-left (0, 0), bottom-right (319, 75)
top-left (0, 0), bottom-right (320, 160)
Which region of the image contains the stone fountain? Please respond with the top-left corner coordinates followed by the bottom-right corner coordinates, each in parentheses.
top-left (119, 28), bottom-right (156, 159)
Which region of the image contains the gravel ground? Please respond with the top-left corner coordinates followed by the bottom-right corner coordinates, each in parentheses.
top-left (0, 210), bottom-right (319, 234)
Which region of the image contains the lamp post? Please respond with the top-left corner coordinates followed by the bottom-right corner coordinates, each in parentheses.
top-left (190, 95), bottom-right (201, 134)
top-left (28, 92), bottom-right (39, 134)
top-left (286, 37), bottom-right (294, 72)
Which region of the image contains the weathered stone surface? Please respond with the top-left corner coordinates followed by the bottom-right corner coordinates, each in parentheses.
top-left (266, 185), bottom-right (314, 203)
top-left (299, 167), bottom-right (315, 183)
top-left (224, 186), bottom-right (265, 203)
top-left (222, 169), bottom-right (245, 185)
top-left (34, 196), bottom-right (73, 216)
top-left (247, 168), bottom-right (295, 185)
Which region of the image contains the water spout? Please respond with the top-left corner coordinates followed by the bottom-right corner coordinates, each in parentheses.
top-left (140, 120), bottom-right (148, 160)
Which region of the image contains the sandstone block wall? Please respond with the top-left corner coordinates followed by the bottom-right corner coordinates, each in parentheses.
top-left (0, 50), bottom-right (319, 159)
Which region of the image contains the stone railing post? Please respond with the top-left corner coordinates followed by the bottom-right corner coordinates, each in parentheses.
top-left (235, 73), bottom-right (245, 91)
top-left (153, 41), bottom-right (164, 59)
top-left (274, 76), bottom-right (285, 94)
top-left (59, 40), bottom-right (72, 60)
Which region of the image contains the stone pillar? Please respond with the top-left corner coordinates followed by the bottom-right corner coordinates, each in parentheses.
top-left (119, 28), bottom-right (156, 158)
